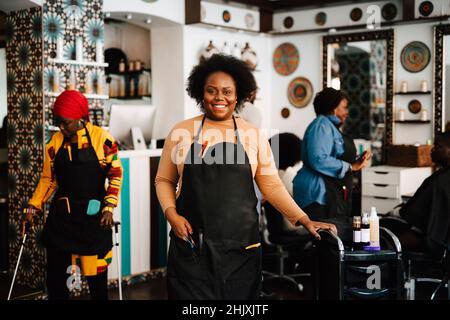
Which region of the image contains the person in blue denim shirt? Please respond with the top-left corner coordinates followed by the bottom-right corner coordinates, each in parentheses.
top-left (293, 87), bottom-right (371, 241)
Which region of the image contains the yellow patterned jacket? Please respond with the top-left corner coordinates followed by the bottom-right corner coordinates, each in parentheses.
top-left (29, 122), bottom-right (123, 275)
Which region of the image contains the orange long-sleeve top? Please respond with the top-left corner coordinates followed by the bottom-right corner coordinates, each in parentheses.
top-left (155, 115), bottom-right (307, 227)
top-left (29, 122), bottom-right (123, 210)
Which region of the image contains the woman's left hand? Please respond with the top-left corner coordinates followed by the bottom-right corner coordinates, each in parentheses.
top-left (100, 208), bottom-right (114, 228)
top-left (298, 216), bottom-right (337, 240)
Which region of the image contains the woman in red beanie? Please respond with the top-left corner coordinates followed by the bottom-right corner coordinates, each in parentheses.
top-left (25, 90), bottom-right (123, 300)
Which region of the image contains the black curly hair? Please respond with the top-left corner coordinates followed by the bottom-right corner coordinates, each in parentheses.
top-left (186, 54), bottom-right (257, 113)
top-left (268, 133), bottom-right (302, 170)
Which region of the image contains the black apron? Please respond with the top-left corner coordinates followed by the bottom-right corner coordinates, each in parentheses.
top-left (322, 129), bottom-right (356, 220)
top-left (167, 116), bottom-right (261, 300)
top-left (42, 126), bottom-right (112, 256)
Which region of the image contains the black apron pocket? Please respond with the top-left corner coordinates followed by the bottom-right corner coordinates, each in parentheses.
top-left (220, 239), bottom-right (262, 299)
top-left (168, 232), bottom-right (210, 281)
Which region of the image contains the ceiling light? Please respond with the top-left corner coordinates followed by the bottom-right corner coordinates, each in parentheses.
top-left (145, 18), bottom-right (152, 24)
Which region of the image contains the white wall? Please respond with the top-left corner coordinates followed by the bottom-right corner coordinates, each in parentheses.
top-left (201, 1), bottom-right (260, 32)
top-left (273, 0), bottom-right (403, 33)
top-left (268, 22), bottom-right (439, 145)
top-left (414, 0), bottom-right (450, 18)
top-left (105, 22), bottom-right (151, 68)
top-left (393, 22), bottom-right (435, 144)
top-left (151, 25), bottom-right (186, 139)
top-left (103, 0), bottom-right (184, 25)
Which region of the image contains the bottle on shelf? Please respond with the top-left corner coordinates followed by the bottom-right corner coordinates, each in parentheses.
top-left (52, 68), bottom-right (60, 92)
top-left (56, 36), bottom-right (64, 60)
top-left (135, 60), bottom-right (142, 71)
top-left (352, 216), bottom-right (361, 250)
top-left (129, 78), bottom-right (135, 97)
top-left (420, 80), bottom-right (428, 92)
top-left (119, 59), bottom-right (126, 73)
top-left (420, 109), bottom-right (428, 121)
top-left (96, 39), bottom-right (104, 63)
top-left (221, 41), bottom-right (231, 55)
top-left (97, 72), bottom-right (105, 95)
top-left (119, 77), bottom-right (126, 97)
top-left (67, 67), bottom-right (77, 90)
top-left (85, 72), bottom-right (93, 94)
top-left (397, 109), bottom-right (405, 121)
top-left (400, 81), bottom-right (408, 93)
top-left (361, 212), bottom-right (370, 248)
top-left (76, 37), bottom-right (83, 62)
top-left (232, 43), bottom-right (241, 59)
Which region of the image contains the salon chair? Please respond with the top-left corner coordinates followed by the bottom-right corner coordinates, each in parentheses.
top-left (260, 203), bottom-right (312, 294)
top-left (380, 216), bottom-right (450, 300)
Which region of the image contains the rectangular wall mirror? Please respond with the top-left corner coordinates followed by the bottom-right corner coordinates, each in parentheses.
top-left (434, 24), bottom-right (450, 135)
top-left (323, 30), bottom-right (394, 165)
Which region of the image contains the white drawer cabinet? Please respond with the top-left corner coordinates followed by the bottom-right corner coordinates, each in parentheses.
top-left (362, 183), bottom-right (399, 198)
top-left (361, 196), bottom-right (402, 215)
top-left (361, 165), bottom-right (432, 215)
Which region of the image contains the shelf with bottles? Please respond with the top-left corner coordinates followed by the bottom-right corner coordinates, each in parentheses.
top-left (107, 71), bottom-right (151, 100)
top-left (106, 68), bottom-right (151, 77)
top-left (48, 58), bottom-right (109, 68)
top-left (109, 94), bottom-right (152, 100)
top-left (44, 91), bottom-right (109, 100)
top-left (46, 125), bottom-right (110, 132)
top-left (394, 91), bottom-right (431, 95)
top-left (394, 120), bottom-right (431, 124)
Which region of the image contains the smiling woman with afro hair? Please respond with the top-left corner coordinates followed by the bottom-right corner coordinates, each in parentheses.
top-left (155, 54), bottom-right (337, 301)
top-left (186, 54), bottom-right (257, 113)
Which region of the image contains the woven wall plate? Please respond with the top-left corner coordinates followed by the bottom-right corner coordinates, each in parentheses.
top-left (281, 107), bottom-right (290, 118)
top-left (350, 8), bottom-right (363, 22)
top-left (287, 77), bottom-right (313, 108)
top-left (223, 10), bottom-right (231, 23)
top-left (382, 3), bottom-right (397, 21)
top-left (283, 16), bottom-right (294, 29)
top-left (273, 42), bottom-right (299, 76)
top-left (419, 1), bottom-right (433, 17)
top-left (245, 13), bottom-right (255, 28)
top-left (400, 41), bottom-right (431, 73)
top-left (315, 12), bottom-right (326, 26)
top-left (408, 99), bottom-right (422, 114)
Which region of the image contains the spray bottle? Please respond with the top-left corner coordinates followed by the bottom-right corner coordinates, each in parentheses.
top-left (364, 206), bottom-right (380, 251)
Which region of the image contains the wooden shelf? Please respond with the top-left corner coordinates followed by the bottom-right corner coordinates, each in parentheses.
top-left (45, 91), bottom-right (109, 100)
top-left (107, 69), bottom-right (150, 77)
top-left (47, 125), bottom-right (109, 132)
top-left (394, 91), bottom-right (431, 95)
top-left (394, 120), bottom-right (430, 124)
top-left (109, 95), bottom-right (152, 100)
top-left (48, 58), bottom-right (108, 67)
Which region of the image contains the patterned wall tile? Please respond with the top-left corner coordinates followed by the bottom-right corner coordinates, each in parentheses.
top-left (7, 7), bottom-right (45, 290)
top-left (43, 0), bottom-right (105, 130)
top-left (7, 0), bottom-right (105, 291)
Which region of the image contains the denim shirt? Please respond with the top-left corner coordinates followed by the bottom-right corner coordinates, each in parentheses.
top-left (293, 115), bottom-right (351, 209)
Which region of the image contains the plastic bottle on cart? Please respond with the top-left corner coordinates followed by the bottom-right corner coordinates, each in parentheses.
top-left (367, 207), bottom-right (380, 251)
top-left (361, 212), bottom-right (370, 247)
top-left (352, 216), bottom-right (361, 250)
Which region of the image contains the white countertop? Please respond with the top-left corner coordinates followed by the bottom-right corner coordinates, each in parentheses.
top-left (118, 148), bottom-right (162, 158)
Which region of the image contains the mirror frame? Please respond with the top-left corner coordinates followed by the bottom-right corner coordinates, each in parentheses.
top-left (322, 29), bottom-right (395, 150)
top-left (433, 24), bottom-right (450, 136)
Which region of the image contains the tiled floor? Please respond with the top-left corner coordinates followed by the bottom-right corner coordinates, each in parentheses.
top-left (1, 268), bottom-right (448, 300)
